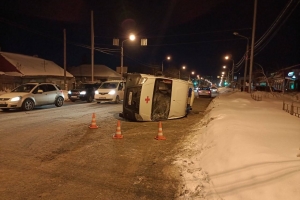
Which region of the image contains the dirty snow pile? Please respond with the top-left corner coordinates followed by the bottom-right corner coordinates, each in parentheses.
top-left (175, 88), bottom-right (300, 200)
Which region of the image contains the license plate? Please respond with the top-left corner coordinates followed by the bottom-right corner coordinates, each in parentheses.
top-left (99, 97), bottom-right (106, 99)
top-left (71, 96), bottom-right (78, 98)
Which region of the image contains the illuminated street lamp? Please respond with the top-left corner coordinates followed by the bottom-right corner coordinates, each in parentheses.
top-left (161, 56), bottom-right (171, 73)
top-left (233, 32), bottom-right (250, 92)
top-left (120, 34), bottom-right (136, 79)
top-left (189, 71), bottom-right (195, 80)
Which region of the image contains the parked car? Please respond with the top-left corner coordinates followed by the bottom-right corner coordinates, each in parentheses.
top-left (210, 86), bottom-right (218, 97)
top-left (68, 82), bottom-right (101, 103)
top-left (0, 83), bottom-right (64, 111)
top-left (94, 80), bottom-right (125, 104)
top-left (198, 87), bottom-right (211, 97)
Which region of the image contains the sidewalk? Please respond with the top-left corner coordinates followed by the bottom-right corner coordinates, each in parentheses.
top-left (175, 88), bottom-right (300, 200)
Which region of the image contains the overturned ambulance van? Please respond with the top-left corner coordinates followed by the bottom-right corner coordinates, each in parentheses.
top-left (119, 73), bottom-right (194, 121)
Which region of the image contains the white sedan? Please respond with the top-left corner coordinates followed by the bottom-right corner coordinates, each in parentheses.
top-left (197, 87), bottom-right (211, 97)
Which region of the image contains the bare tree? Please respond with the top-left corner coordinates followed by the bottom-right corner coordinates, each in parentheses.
top-left (254, 63), bottom-right (275, 96)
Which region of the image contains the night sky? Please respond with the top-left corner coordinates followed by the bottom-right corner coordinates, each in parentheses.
top-left (0, 0), bottom-right (299, 79)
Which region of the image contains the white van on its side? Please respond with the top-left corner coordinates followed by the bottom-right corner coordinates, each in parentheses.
top-left (94, 80), bottom-right (125, 103)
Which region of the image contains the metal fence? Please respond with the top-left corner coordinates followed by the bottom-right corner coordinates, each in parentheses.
top-left (283, 101), bottom-right (300, 118)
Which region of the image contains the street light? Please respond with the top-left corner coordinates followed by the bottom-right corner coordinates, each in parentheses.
top-left (179, 65), bottom-right (186, 79)
top-left (161, 56), bottom-right (171, 73)
top-left (121, 34), bottom-right (135, 79)
top-left (189, 71), bottom-right (195, 80)
top-left (233, 32), bottom-right (250, 92)
top-left (225, 55), bottom-right (235, 86)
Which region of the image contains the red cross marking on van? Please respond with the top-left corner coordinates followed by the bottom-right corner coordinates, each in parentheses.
top-left (145, 96), bottom-right (150, 103)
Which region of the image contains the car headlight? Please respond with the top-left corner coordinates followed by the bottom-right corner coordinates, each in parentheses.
top-left (108, 90), bottom-right (116, 95)
top-left (68, 90), bottom-right (71, 94)
top-left (95, 91), bottom-right (99, 94)
top-left (80, 91), bottom-right (86, 95)
top-left (11, 96), bottom-right (21, 102)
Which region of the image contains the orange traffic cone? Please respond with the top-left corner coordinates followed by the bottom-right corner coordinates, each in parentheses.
top-left (155, 121), bottom-right (166, 140)
top-left (113, 120), bottom-right (123, 139)
top-left (89, 113), bottom-right (98, 129)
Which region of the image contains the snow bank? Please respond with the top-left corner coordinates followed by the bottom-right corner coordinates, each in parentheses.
top-left (175, 89), bottom-right (300, 200)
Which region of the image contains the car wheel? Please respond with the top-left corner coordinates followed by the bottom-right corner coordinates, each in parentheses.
top-left (115, 95), bottom-right (120, 104)
top-left (87, 95), bottom-right (93, 103)
top-left (22, 99), bottom-right (35, 111)
top-left (1, 108), bottom-right (10, 112)
top-left (55, 97), bottom-right (64, 107)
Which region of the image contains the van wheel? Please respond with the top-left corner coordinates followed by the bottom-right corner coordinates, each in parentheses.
top-left (115, 95), bottom-right (120, 104)
top-left (22, 99), bottom-right (35, 111)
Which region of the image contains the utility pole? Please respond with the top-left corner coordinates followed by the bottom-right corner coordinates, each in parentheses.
top-left (91, 10), bottom-right (94, 82)
top-left (63, 29), bottom-right (67, 90)
top-left (249, 0), bottom-right (257, 93)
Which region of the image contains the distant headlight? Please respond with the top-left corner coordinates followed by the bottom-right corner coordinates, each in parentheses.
top-left (68, 90), bottom-right (71, 94)
top-left (80, 91), bottom-right (86, 95)
top-left (95, 91), bottom-right (99, 94)
top-left (108, 90), bottom-right (116, 95)
top-left (11, 96), bottom-right (21, 102)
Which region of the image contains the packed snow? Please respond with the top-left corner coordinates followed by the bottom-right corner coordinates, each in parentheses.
top-left (175, 88), bottom-right (300, 200)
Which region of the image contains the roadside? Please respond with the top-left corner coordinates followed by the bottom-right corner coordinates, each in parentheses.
top-left (174, 88), bottom-right (300, 200)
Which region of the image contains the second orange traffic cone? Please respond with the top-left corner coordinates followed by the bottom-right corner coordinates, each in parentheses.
top-left (89, 113), bottom-right (98, 129)
top-left (155, 121), bottom-right (166, 140)
top-left (113, 120), bottom-right (123, 139)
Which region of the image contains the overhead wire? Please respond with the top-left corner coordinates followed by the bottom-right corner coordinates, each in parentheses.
top-left (234, 0), bottom-right (299, 69)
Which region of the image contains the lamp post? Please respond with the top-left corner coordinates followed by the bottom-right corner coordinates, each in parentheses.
top-left (120, 34), bottom-right (135, 79)
top-left (233, 32), bottom-right (250, 92)
top-left (179, 65), bottom-right (186, 79)
top-left (161, 56), bottom-right (171, 73)
top-left (225, 56), bottom-right (235, 86)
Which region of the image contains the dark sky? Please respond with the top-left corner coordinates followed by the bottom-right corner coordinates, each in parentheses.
top-left (0, 0), bottom-right (299, 79)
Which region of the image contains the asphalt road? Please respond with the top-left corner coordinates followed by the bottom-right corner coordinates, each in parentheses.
top-left (0, 96), bottom-right (212, 200)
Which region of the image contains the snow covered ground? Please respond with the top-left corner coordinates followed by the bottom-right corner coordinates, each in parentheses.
top-left (175, 88), bottom-right (300, 200)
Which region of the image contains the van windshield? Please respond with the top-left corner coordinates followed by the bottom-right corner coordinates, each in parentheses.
top-left (100, 82), bottom-right (118, 89)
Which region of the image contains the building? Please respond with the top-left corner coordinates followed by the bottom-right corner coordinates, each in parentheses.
top-left (0, 51), bottom-right (74, 91)
top-left (68, 64), bottom-right (122, 86)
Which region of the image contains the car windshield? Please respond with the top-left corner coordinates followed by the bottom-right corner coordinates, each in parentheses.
top-left (99, 82), bottom-right (118, 89)
top-left (11, 84), bottom-right (36, 92)
top-left (200, 87), bottom-right (210, 90)
top-left (77, 84), bottom-right (94, 89)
